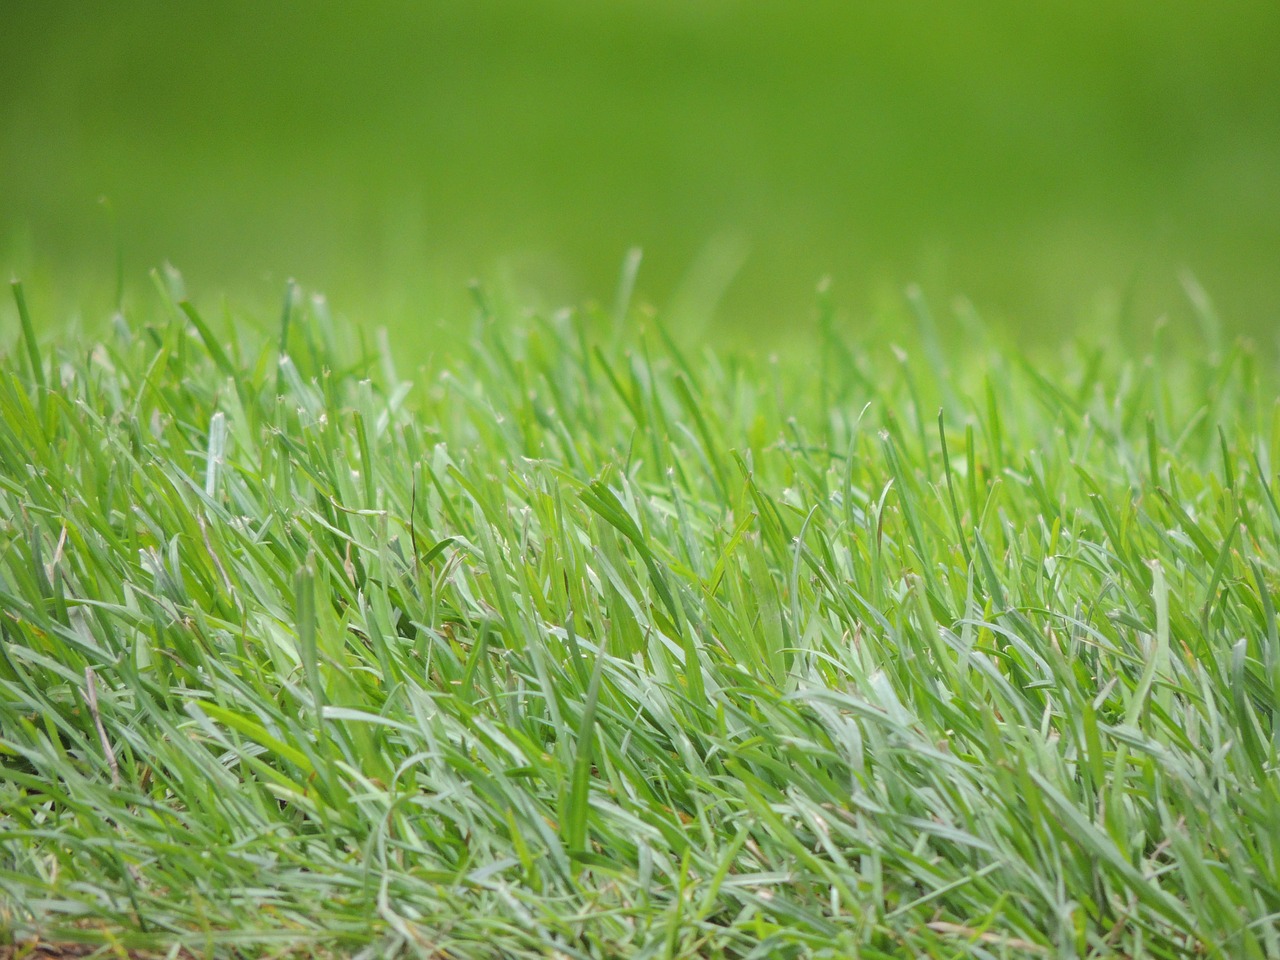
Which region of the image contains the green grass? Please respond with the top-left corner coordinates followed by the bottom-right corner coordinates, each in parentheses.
top-left (1, 274), bottom-right (1279, 958)
top-left (5, 2), bottom-right (1280, 337)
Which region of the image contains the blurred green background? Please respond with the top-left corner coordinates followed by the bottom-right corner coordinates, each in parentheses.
top-left (3, 1), bottom-right (1278, 343)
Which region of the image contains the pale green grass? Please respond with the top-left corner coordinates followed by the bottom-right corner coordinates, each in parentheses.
top-left (1, 275), bottom-right (1278, 958)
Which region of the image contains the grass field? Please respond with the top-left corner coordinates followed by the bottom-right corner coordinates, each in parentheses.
top-left (5, 4), bottom-right (1278, 956)
top-left (1, 274), bottom-right (1278, 957)
top-left (5, 2), bottom-right (1280, 339)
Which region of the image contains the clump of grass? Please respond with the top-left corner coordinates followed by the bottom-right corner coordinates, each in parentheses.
top-left (1, 276), bottom-right (1278, 958)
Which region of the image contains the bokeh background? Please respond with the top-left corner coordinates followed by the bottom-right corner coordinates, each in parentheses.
top-left (3, 1), bottom-right (1279, 345)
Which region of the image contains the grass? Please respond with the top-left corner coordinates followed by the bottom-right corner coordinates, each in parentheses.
top-left (1, 272), bottom-right (1278, 958)
top-left (7, 2), bottom-right (1280, 336)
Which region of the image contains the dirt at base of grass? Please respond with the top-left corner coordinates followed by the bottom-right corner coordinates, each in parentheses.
top-left (1, 943), bottom-right (199, 960)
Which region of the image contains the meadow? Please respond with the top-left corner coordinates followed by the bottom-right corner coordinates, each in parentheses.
top-left (1, 273), bottom-right (1277, 957)
top-left (3, 1), bottom-right (1280, 341)
top-left (3, 3), bottom-right (1280, 957)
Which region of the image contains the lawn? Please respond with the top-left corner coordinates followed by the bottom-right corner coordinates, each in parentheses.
top-left (1, 273), bottom-right (1277, 957)
top-left (4, 2), bottom-right (1280, 340)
